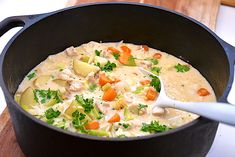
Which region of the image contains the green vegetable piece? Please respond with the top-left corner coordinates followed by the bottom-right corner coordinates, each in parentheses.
top-left (118, 123), bottom-right (130, 129)
top-left (150, 75), bottom-right (161, 92)
top-left (141, 120), bottom-right (171, 133)
top-left (138, 104), bottom-right (148, 110)
top-left (112, 53), bottom-right (120, 60)
top-left (89, 83), bottom-right (97, 92)
top-left (45, 108), bottom-right (61, 119)
top-left (95, 50), bottom-right (101, 56)
top-left (126, 55), bottom-right (136, 66)
top-left (174, 63), bottom-right (190, 73)
top-left (151, 67), bottom-right (161, 75)
top-left (117, 134), bottom-right (127, 138)
top-left (75, 95), bottom-right (94, 113)
top-left (145, 58), bottom-right (158, 65)
top-left (88, 130), bottom-right (109, 137)
top-left (96, 61), bottom-right (117, 72)
top-left (34, 89), bottom-right (62, 105)
top-left (27, 71), bottom-right (36, 80)
top-left (124, 107), bottom-right (134, 121)
top-left (133, 86), bottom-right (144, 94)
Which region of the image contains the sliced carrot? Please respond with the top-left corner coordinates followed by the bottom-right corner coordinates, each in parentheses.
top-left (140, 79), bottom-right (151, 85)
top-left (146, 87), bottom-right (158, 100)
top-left (118, 52), bottom-right (131, 65)
top-left (107, 47), bottom-right (120, 54)
top-left (108, 113), bottom-right (121, 123)
top-left (120, 45), bottom-right (131, 54)
top-left (102, 87), bottom-right (117, 101)
top-left (141, 45), bottom-right (149, 51)
top-left (99, 74), bottom-right (120, 86)
top-left (99, 74), bottom-right (113, 86)
top-left (197, 88), bottom-right (210, 96)
top-left (153, 53), bottom-right (162, 59)
top-left (85, 121), bottom-right (100, 130)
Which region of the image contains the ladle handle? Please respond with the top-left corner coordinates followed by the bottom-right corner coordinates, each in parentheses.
top-left (165, 99), bottom-right (235, 126)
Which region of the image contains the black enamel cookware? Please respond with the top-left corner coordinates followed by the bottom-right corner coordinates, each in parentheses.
top-left (0, 3), bottom-right (235, 157)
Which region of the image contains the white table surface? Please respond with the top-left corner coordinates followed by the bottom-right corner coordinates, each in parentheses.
top-left (0, 1), bottom-right (235, 156)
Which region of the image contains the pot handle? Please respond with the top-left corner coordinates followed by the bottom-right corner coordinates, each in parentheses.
top-left (0, 14), bottom-right (46, 38)
top-left (220, 40), bottom-right (235, 104)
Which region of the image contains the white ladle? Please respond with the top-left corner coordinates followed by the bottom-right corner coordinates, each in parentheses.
top-left (139, 67), bottom-right (235, 126)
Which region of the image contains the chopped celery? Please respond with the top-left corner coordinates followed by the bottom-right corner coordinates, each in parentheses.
top-left (124, 107), bottom-right (134, 121)
top-left (88, 130), bottom-right (109, 137)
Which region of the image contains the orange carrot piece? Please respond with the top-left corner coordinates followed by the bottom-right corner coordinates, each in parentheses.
top-left (108, 113), bottom-right (121, 123)
top-left (120, 45), bottom-right (131, 54)
top-left (107, 47), bottom-right (120, 54)
top-left (146, 87), bottom-right (158, 100)
top-left (141, 45), bottom-right (149, 51)
top-left (102, 87), bottom-right (117, 101)
top-left (85, 121), bottom-right (100, 130)
top-left (140, 79), bottom-right (151, 85)
top-left (99, 74), bottom-right (120, 86)
top-left (153, 53), bottom-right (162, 59)
top-left (99, 74), bottom-right (113, 86)
top-left (197, 88), bottom-right (210, 96)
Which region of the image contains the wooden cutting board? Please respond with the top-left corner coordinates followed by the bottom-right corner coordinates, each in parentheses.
top-left (0, 0), bottom-right (221, 156)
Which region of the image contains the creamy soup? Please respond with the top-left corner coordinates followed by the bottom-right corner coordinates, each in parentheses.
top-left (15, 41), bottom-right (216, 137)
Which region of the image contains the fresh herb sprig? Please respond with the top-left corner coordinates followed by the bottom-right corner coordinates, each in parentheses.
top-left (27, 71), bottom-right (36, 80)
top-left (141, 120), bottom-right (171, 133)
top-left (174, 63), bottom-right (190, 73)
top-left (95, 50), bottom-right (101, 56)
top-left (75, 95), bottom-right (94, 113)
top-left (151, 67), bottom-right (161, 75)
top-left (150, 75), bottom-right (161, 92)
top-left (45, 108), bottom-right (61, 124)
top-left (95, 61), bottom-right (117, 72)
top-left (34, 89), bottom-right (62, 104)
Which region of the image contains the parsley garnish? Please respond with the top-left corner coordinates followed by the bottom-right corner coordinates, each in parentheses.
top-left (141, 120), bottom-right (171, 133)
top-left (150, 75), bottom-right (161, 92)
top-left (174, 63), bottom-right (190, 73)
top-left (151, 67), bottom-right (161, 75)
top-left (95, 61), bottom-right (117, 72)
top-left (145, 58), bottom-right (158, 65)
top-left (34, 89), bottom-right (62, 104)
top-left (72, 110), bottom-right (88, 132)
top-left (75, 95), bottom-right (94, 113)
top-left (112, 53), bottom-right (120, 60)
top-left (27, 71), bottom-right (36, 80)
top-left (45, 108), bottom-right (61, 119)
top-left (138, 104), bottom-right (148, 110)
top-left (95, 50), bottom-right (101, 56)
top-left (72, 110), bottom-right (86, 120)
top-left (119, 123), bottom-right (130, 129)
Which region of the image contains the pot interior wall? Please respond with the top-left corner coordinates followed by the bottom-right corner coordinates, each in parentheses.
top-left (2, 4), bottom-right (229, 99)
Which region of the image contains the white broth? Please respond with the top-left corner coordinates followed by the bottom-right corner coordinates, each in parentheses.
top-left (15, 41), bottom-right (216, 137)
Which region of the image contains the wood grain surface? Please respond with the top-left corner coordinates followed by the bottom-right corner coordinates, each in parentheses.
top-left (0, 0), bottom-right (221, 156)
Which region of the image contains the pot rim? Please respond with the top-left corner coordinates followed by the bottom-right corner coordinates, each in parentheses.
top-left (0, 2), bottom-right (228, 142)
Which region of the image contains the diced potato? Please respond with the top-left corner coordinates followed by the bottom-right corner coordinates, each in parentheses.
top-left (112, 98), bottom-right (126, 110)
top-left (65, 100), bottom-right (81, 118)
top-left (94, 56), bottom-right (108, 66)
top-left (20, 87), bottom-right (37, 108)
top-left (34, 75), bottom-right (50, 87)
top-left (73, 59), bottom-right (99, 77)
top-left (53, 79), bottom-right (68, 87)
top-left (81, 55), bottom-right (90, 63)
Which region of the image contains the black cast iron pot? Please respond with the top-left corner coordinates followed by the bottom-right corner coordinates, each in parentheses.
top-left (0, 3), bottom-right (235, 157)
